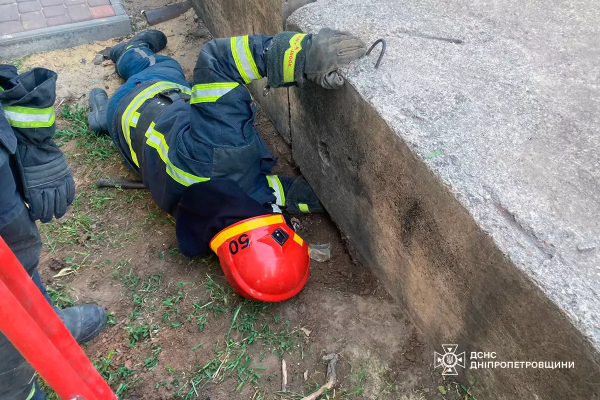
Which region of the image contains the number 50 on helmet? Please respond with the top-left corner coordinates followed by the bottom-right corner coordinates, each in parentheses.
top-left (210, 214), bottom-right (310, 302)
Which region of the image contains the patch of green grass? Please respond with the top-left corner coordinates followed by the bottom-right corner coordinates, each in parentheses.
top-left (107, 312), bottom-right (117, 326)
top-left (89, 189), bottom-right (116, 211)
top-left (39, 213), bottom-right (94, 246)
top-left (56, 104), bottom-right (118, 164)
top-left (93, 350), bottom-right (140, 398)
top-left (144, 344), bottom-right (162, 370)
top-left (47, 283), bottom-right (75, 308)
top-left (162, 289), bottom-right (184, 322)
top-left (344, 364), bottom-right (367, 396)
top-left (125, 323), bottom-right (158, 347)
top-left (141, 273), bottom-right (162, 292)
top-left (175, 280), bottom-right (309, 399)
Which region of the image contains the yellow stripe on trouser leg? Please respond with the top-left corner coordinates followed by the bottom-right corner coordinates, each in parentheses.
top-left (144, 122), bottom-right (209, 187)
top-left (283, 34), bottom-right (307, 83)
top-left (121, 81), bottom-right (191, 167)
top-left (25, 383), bottom-right (36, 400)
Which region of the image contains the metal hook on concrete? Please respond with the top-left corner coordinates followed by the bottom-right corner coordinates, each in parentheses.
top-left (366, 39), bottom-right (386, 69)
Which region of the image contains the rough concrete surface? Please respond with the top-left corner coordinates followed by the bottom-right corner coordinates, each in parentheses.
top-left (283, 0), bottom-right (600, 398)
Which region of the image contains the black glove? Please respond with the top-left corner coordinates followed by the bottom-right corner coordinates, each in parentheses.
top-left (285, 176), bottom-right (324, 214)
top-left (14, 141), bottom-right (75, 223)
top-left (1, 67), bottom-right (75, 223)
top-left (305, 28), bottom-right (367, 89)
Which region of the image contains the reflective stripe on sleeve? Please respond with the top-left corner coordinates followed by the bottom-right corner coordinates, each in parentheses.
top-left (121, 81), bottom-right (191, 167)
top-left (283, 34), bottom-right (307, 83)
top-left (190, 82), bottom-right (239, 104)
top-left (230, 36), bottom-right (262, 84)
top-left (3, 105), bottom-right (55, 128)
top-left (144, 122), bottom-right (209, 187)
top-left (267, 175), bottom-right (285, 207)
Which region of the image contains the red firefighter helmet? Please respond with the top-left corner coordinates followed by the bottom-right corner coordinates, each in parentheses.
top-left (210, 214), bottom-right (310, 302)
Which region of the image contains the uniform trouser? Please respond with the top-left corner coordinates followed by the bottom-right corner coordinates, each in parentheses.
top-left (0, 208), bottom-right (50, 400)
top-left (106, 44), bottom-right (189, 145)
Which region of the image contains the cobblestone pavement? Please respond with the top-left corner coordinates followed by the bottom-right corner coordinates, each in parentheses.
top-left (0, 0), bottom-right (116, 35)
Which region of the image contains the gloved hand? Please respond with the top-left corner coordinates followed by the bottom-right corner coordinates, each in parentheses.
top-left (1, 67), bottom-right (75, 223)
top-left (14, 141), bottom-right (75, 223)
top-left (305, 28), bottom-right (367, 89)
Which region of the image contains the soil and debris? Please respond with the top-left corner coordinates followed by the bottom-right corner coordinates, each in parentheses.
top-left (3, 6), bottom-right (480, 400)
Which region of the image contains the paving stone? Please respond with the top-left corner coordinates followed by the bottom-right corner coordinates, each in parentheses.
top-left (90, 4), bottom-right (113, 18)
top-left (21, 10), bottom-right (46, 29)
top-left (87, 0), bottom-right (109, 6)
top-left (66, 3), bottom-right (90, 21)
top-left (0, 20), bottom-right (23, 34)
top-left (63, 0), bottom-right (85, 5)
top-left (45, 13), bottom-right (70, 26)
top-left (42, 4), bottom-right (66, 17)
top-left (18, 0), bottom-right (42, 12)
top-left (40, 0), bottom-right (63, 6)
top-left (0, 4), bottom-right (19, 22)
top-left (0, 0), bottom-right (15, 6)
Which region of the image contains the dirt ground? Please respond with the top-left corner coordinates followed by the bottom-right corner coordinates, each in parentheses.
top-left (4, 8), bottom-right (479, 400)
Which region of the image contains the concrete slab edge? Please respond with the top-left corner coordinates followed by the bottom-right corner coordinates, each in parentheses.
top-left (0, 14), bottom-right (132, 61)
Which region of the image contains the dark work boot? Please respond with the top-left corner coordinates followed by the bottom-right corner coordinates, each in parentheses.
top-left (109, 30), bottom-right (168, 63)
top-left (87, 88), bottom-right (109, 134)
top-left (56, 305), bottom-right (107, 344)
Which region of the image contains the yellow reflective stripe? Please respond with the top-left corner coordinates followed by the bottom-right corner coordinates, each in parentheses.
top-left (210, 215), bottom-right (284, 253)
top-left (25, 383), bottom-right (35, 400)
top-left (144, 122), bottom-right (209, 187)
top-left (283, 34), bottom-right (306, 83)
top-left (122, 81), bottom-right (191, 166)
top-left (243, 36), bottom-right (262, 80)
top-left (3, 105), bottom-right (54, 115)
top-left (267, 175), bottom-right (285, 206)
top-left (293, 233), bottom-right (304, 246)
top-left (131, 112), bottom-right (140, 128)
top-left (190, 82), bottom-right (239, 104)
top-left (298, 203), bottom-right (310, 213)
top-left (230, 36), bottom-right (261, 84)
top-left (4, 105), bottom-right (55, 128)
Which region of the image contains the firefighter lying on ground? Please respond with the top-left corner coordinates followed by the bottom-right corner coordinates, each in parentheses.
top-left (0, 66), bottom-right (107, 399)
top-left (87, 29), bottom-right (367, 302)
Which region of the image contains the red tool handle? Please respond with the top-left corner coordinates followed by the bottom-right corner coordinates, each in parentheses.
top-left (0, 236), bottom-right (117, 400)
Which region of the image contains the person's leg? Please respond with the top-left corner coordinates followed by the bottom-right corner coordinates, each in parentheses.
top-left (92, 30), bottom-right (189, 136)
top-left (0, 208), bottom-right (44, 399)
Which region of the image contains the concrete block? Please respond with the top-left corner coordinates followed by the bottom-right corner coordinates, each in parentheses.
top-left (40, 0), bottom-right (63, 6)
top-left (284, 0), bottom-right (600, 398)
top-left (65, 3), bottom-right (90, 21)
top-left (87, 0), bottom-right (108, 6)
top-left (18, 0), bottom-right (42, 13)
top-left (21, 10), bottom-right (46, 30)
top-left (45, 13), bottom-right (69, 26)
top-left (42, 4), bottom-right (67, 17)
top-left (0, 4), bottom-right (20, 22)
top-left (90, 4), bottom-right (114, 18)
top-left (0, 20), bottom-right (23, 34)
